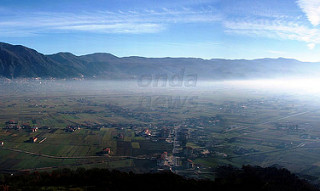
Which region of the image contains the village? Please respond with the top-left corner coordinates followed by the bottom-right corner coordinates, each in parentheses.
top-left (0, 116), bottom-right (222, 177)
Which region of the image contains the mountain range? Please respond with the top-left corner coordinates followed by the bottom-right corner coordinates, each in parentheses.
top-left (1, 42), bottom-right (319, 80)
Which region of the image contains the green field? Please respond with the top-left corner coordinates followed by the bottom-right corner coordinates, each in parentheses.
top-left (1, 80), bottom-right (320, 181)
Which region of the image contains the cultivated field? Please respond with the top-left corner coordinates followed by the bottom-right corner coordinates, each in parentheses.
top-left (1, 80), bottom-right (320, 181)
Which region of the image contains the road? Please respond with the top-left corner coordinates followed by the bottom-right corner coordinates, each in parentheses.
top-left (0, 146), bottom-right (148, 160)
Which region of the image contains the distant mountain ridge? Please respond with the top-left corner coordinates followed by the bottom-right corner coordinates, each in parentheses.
top-left (1, 42), bottom-right (319, 79)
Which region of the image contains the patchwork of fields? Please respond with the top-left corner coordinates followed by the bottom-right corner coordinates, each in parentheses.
top-left (1, 80), bottom-right (320, 181)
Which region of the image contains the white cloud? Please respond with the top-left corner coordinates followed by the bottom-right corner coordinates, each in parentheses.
top-left (224, 18), bottom-right (320, 47)
top-left (217, 1), bottom-right (320, 52)
top-left (55, 23), bottom-right (165, 34)
top-left (297, 0), bottom-right (320, 26)
top-left (0, 8), bottom-right (221, 36)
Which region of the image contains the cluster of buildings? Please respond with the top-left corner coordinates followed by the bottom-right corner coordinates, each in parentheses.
top-left (156, 126), bottom-right (196, 172)
top-left (4, 120), bottom-right (18, 129)
top-left (65, 125), bottom-right (81, 132)
top-left (4, 120), bottom-right (39, 132)
top-left (139, 116), bottom-right (226, 175)
top-left (3, 120), bottom-right (44, 144)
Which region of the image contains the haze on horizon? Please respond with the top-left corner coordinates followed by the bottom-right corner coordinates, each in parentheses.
top-left (0, 0), bottom-right (320, 62)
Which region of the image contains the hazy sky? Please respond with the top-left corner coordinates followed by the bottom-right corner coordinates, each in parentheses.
top-left (0, 0), bottom-right (319, 61)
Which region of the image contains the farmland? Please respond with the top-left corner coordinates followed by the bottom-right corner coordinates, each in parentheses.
top-left (1, 79), bottom-right (320, 181)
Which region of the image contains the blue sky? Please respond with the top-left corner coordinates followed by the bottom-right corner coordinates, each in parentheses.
top-left (0, 0), bottom-right (320, 61)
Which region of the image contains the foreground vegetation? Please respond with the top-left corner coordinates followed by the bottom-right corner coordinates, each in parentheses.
top-left (0, 165), bottom-right (318, 191)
